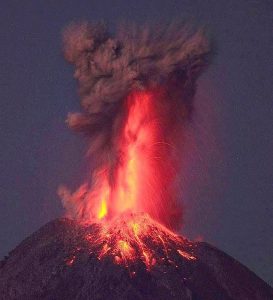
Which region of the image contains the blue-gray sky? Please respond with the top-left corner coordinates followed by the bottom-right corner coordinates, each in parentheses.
top-left (0, 1), bottom-right (272, 285)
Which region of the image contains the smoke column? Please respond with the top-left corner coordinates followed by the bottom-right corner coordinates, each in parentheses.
top-left (59, 22), bottom-right (211, 230)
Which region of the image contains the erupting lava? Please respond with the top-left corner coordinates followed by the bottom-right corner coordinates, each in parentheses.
top-left (62, 89), bottom-right (188, 272)
top-left (91, 89), bottom-right (177, 223)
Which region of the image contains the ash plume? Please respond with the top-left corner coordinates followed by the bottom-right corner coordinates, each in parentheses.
top-left (59, 21), bottom-right (212, 229)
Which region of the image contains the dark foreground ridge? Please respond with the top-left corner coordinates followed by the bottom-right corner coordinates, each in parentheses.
top-left (0, 218), bottom-right (272, 300)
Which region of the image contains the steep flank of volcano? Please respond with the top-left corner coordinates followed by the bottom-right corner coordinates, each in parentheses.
top-left (0, 216), bottom-right (272, 300)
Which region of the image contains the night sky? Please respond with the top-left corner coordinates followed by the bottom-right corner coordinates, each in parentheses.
top-left (0, 1), bottom-right (272, 285)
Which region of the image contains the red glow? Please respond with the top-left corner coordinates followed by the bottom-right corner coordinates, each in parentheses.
top-left (112, 91), bottom-right (158, 216)
top-left (65, 89), bottom-right (188, 271)
top-left (84, 213), bottom-right (196, 273)
top-left (65, 255), bottom-right (76, 266)
top-left (87, 89), bottom-right (180, 226)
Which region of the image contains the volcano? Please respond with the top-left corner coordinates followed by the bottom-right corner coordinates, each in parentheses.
top-left (0, 214), bottom-right (272, 300)
top-left (2, 22), bottom-right (272, 300)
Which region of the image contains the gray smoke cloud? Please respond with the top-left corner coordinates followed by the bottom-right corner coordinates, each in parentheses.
top-left (63, 22), bottom-right (211, 156)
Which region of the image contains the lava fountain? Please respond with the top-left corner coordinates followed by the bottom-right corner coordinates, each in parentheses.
top-left (88, 88), bottom-right (181, 226)
top-left (58, 22), bottom-right (212, 272)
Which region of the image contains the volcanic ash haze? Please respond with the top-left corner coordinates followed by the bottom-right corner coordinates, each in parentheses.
top-left (59, 22), bottom-right (211, 229)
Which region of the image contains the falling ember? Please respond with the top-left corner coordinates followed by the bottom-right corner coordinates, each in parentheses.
top-left (65, 255), bottom-right (76, 266)
top-left (59, 21), bottom-right (212, 272)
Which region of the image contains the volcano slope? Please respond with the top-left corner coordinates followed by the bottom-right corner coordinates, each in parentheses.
top-left (0, 214), bottom-right (272, 300)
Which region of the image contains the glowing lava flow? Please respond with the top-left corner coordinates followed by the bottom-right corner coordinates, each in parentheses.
top-left (84, 213), bottom-right (196, 273)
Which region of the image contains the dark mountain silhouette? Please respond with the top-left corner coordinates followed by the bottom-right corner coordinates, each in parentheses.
top-left (0, 217), bottom-right (272, 300)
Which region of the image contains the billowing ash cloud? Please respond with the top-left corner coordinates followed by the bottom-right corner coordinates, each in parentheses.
top-left (63, 22), bottom-right (211, 156)
top-left (60, 21), bottom-right (212, 229)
